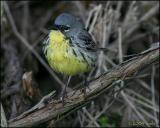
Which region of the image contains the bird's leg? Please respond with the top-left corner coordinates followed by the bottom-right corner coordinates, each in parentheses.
top-left (81, 77), bottom-right (87, 98)
top-left (61, 76), bottom-right (71, 105)
top-left (81, 74), bottom-right (90, 99)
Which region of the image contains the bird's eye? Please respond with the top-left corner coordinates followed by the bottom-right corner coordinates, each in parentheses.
top-left (58, 25), bottom-right (70, 32)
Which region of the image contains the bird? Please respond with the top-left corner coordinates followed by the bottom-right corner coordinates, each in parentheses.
top-left (42, 13), bottom-right (98, 103)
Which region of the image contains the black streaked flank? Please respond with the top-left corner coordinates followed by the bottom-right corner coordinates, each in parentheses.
top-left (72, 48), bottom-right (78, 57)
top-left (80, 51), bottom-right (90, 66)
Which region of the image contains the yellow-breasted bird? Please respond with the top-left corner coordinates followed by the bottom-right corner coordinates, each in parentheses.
top-left (43, 13), bottom-right (97, 103)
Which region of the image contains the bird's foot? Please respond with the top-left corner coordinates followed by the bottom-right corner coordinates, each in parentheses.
top-left (80, 87), bottom-right (87, 99)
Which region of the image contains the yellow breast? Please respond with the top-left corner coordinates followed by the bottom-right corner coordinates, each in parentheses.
top-left (45, 30), bottom-right (91, 76)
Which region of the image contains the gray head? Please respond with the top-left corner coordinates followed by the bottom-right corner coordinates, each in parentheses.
top-left (54, 13), bottom-right (84, 33)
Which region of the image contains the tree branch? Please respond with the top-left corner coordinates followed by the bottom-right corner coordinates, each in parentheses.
top-left (8, 48), bottom-right (159, 127)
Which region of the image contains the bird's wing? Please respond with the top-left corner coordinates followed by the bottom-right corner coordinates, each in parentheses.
top-left (76, 29), bottom-right (97, 51)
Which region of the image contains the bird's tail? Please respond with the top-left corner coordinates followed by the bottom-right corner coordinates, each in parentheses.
top-left (123, 42), bottom-right (160, 58)
top-left (97, 42), bottom-right (160, 58)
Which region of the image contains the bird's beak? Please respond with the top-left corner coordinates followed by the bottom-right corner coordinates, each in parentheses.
top-left (48, 24), bottom-right (59, 30)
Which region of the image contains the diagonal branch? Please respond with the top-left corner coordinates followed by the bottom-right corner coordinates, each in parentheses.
top-left (7, 47), bottom-right (159, 127)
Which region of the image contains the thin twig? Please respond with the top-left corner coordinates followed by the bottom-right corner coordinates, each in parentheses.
top-left (151, 65), bottom-right (158, 126)
top-left (118, 27), bottom-right (123, 63)
top-left (1, 103), bottom-right (8, 127)
top-left (88, 4), bottom-right (102, 33)
top-left (21, 1), bottom-right (29, 39)
top-left (83, 107), bottom-right (100, 127)
top-left (136, 79), bottom-right (151, 91)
